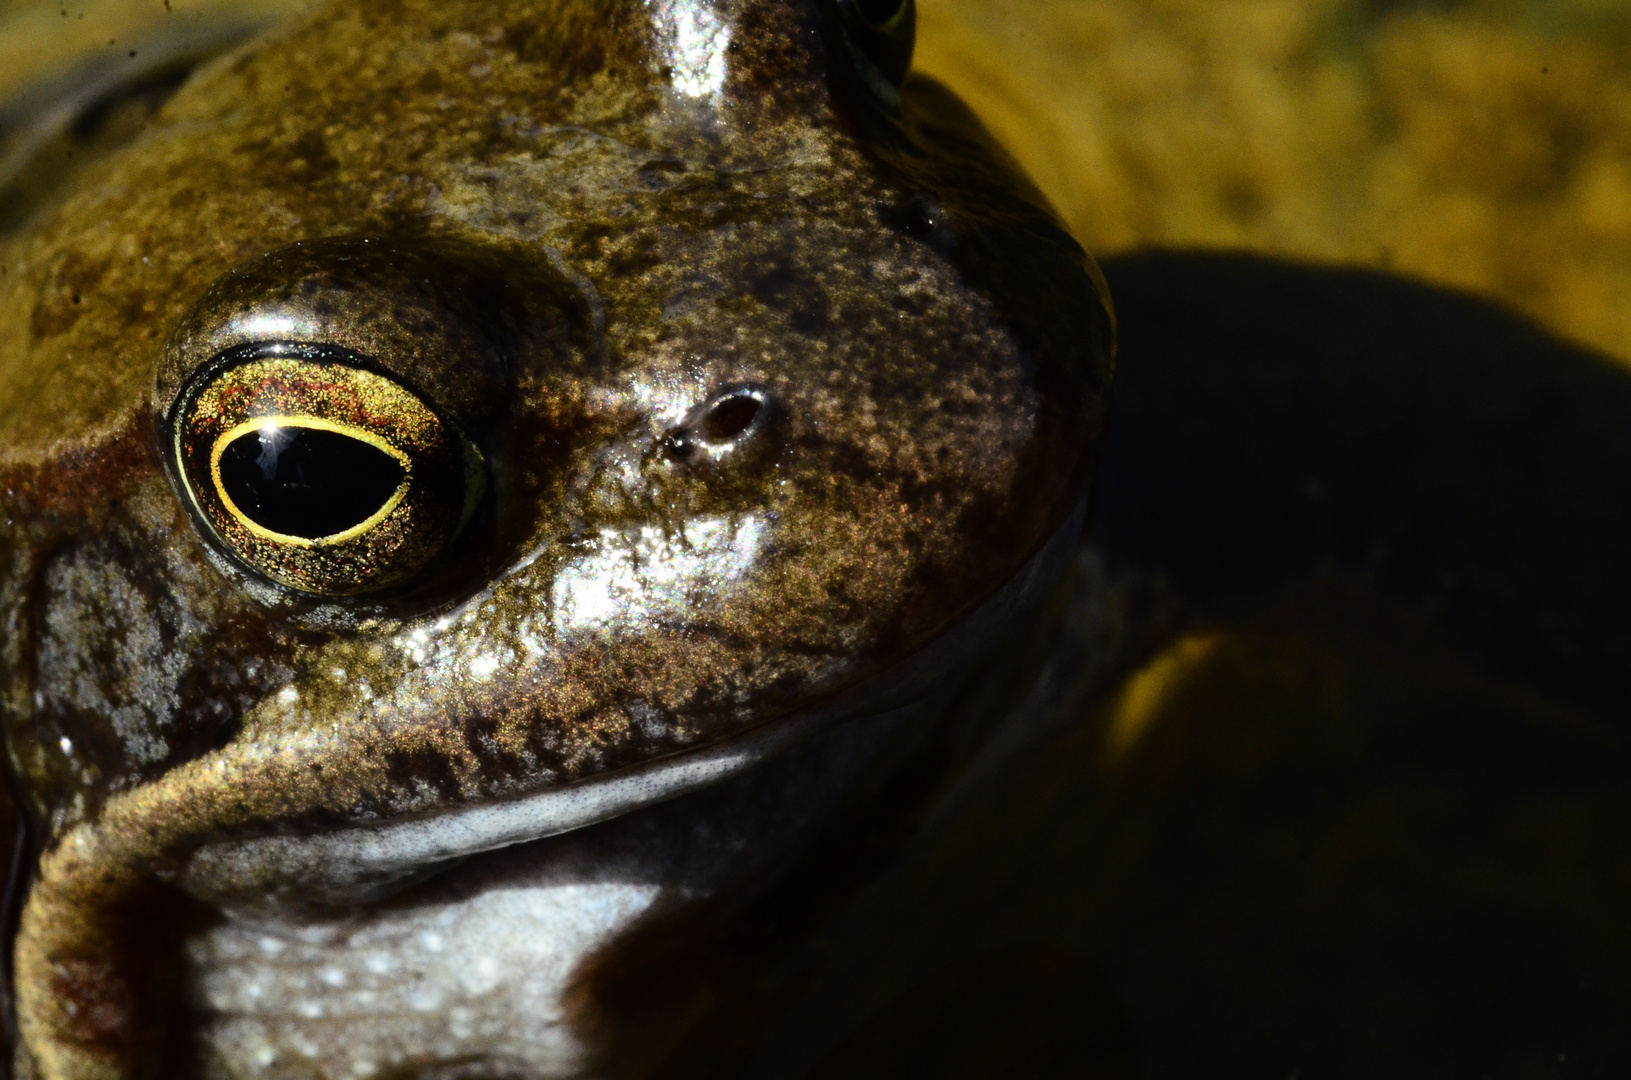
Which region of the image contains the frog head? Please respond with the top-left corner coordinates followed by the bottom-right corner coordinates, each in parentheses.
top-left (0, 0), bottom-right (1112, 1074)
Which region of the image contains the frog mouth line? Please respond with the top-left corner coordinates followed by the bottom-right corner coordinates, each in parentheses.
top-left (173, 499), bottom-right (1088, 914)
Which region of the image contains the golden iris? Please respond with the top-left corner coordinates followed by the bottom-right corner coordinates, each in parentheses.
top-left (172, 350), bottom-right (483, 596)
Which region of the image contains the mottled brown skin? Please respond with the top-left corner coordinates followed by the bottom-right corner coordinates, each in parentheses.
top-left (0, 0), bottom-right (1112, 1076)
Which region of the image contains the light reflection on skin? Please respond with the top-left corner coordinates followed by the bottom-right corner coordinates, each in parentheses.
top-left (628, 375), bottom-right (704, 427)
top-left (645, 0), bottom-right (731, 100)
top-left (551, 513), bottom-right (767, 633)
top-left (379, 515), bottom-right (768, 698)
top-left (229, 314), bottom-right (304, 339)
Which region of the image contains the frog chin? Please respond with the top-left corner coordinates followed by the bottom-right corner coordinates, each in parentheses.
top-left (174, 498), bottom-right (1088, 915)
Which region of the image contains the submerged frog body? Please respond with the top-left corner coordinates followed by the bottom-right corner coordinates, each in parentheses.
top-left (0, 0), bottom-right (1111, 1076)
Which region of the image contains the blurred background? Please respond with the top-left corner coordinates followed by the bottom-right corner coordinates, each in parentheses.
top-left (7, 0), bottom-right (1631, 362)
top-left (916, 0), bottom-right (1631, 368)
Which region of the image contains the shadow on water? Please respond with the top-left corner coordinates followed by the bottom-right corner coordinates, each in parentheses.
top-left (1095, 249), bottom-right (1631, 724)
top-left (1038, 250), bottom-right (1631, 1079)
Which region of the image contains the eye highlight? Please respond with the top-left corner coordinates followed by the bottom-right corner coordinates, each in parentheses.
top-left (171, 346), bottom-right (484, 596)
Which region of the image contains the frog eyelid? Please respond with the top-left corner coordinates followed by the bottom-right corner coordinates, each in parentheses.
top-left (207, 415), bottom-right (412, 548)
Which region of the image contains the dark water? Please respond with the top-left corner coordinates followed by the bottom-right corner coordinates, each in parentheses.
top-left (1081, 252), bottom-right (1631, 1078)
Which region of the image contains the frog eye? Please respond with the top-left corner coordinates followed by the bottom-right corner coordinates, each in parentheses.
top-left (170, 345), bottom-right (484, 596)
top-left (852, 0), bottom-right (908, 31)
top-left (835, 0), bottom-right (915, 92)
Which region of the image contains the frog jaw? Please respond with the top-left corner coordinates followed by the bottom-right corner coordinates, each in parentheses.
top-left (176, 498), bottom-right (1085, 914)
top-left (12, 500), bottom-right (1081, 1080)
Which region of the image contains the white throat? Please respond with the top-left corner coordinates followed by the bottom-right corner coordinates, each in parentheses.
top-left (183, 704), bottom-right (927, 1080)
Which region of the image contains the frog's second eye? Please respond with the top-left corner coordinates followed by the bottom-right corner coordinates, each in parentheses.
top-left (170, 345), bottom-right (484, 596)
top-left (853, 0), bottom-right (907, 30)
top-left (834, 0), bottom-right (915, 91)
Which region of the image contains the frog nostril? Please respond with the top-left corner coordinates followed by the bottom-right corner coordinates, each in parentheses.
top-left (661, 388), bottom-right (776, 464)
top-left (700, 394), bottom-right (763, 444)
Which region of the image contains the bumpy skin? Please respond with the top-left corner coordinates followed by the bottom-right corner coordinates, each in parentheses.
top-left (0, 1), bottom-right (1112, 1076)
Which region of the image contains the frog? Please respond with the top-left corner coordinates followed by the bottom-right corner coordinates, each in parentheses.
top-left (11, 0), bottom-right (1631, 1078)
top-left (0, 0), bottom-right (1114, 1076)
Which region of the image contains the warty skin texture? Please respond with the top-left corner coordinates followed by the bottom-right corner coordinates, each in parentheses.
top-left (0, 0), bottom-right (1113, 1075)
top-left (10, 1), bottom-right (1631, 1077)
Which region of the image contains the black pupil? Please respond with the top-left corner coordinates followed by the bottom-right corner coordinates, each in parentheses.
top-left (218, 425), bottom-right (406, 540)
